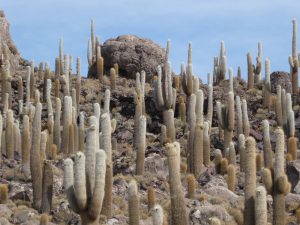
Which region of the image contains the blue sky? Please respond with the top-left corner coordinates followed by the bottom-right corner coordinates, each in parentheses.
top-left (1, 0), bottom-right (300, 82)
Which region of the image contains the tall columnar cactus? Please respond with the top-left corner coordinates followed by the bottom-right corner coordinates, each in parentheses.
top-left (273, 128), bottom-right (289, 225)
top-left (263, 58), bottom-right (272, 109)
top-left (228, 142), bottom-right (236, 166)
top-left (216, 91), bottom-right (235, 149)
top-left (59, 38), bottom-right (63, 75)
top-left (254, 42), bottom-right (263, 84)
top-left (93, 103), bottom-right (101, 152)
top-left (96, 46), bottom-right (103, 83)
top-left (76, 57), bottom-right (81, 110)
top-left (229, 67), bottom-right (234, 93)
top-left (154, 63), bottom-right (176, 142)
top-left (276, 85), bottom-right (283, 126)
top-left (17, 76), bottom-right (23, 101)
top-left (0, 113), bottom-right (2, 166)
top-left (262, 120), bottom-right (273, 169)
top-left (104, 89), bottom-right (110, 113)
top-left (287, 107), bottom-right (295, 139)
top-left (255, 186), bottom-right (267, 225)
top-left (79, 112), bottom-right (85, 152)
top-left (1, 63), bottom-right (12, 108)
top-left (244, 136), bottom-right (256, 225)
top-left (289, 19), bottom-right (299, 105)
top-left (110, 68), bottom-right (116, 90)
top-left (238, 134), bottom-right (246, 172)
top-left (30, 61), bottom-right (36, 99)
top-left (179, 96), bottom-right (186, 124)
top-left (13, 121), bottom-right (21, 155)
top-left (30, 102), bottom-right (43, 210)
top-left (136, 115), bottom-right (146, 175)
top-left (147, 187), bottom-right (156, 211)
top-left (247, 48), bottom-right (262, 89)
top-left (62, 96), bottom-right (72, 155)
top-left (187, 174), bottom-right (196, 199)
top-left (203, 121), bottom-right (210, 166)
top-left (41, 160), bottom-right (53, 213)
top-left (207, 84), bottom-right (213, 125)
top-left (6, 109), bottom-right (14, 160)
top-left (193, 123), bottom-right (203, 176)
top-left (242, 99), bottom-right (250, 137)
top-left (236, 96), bottom-right (243, 138)
top-left (64, 148), bottom-right (106, 225)
top-left (151, 204), bottom-right (164, 225)
top-left (214, 41), bottom-right (227, 84)
top-left (128, 180), bottom-right (140, 225)
top-left (91, 18), bottom-right (96, 62)
top-left (101, 112), bottom-right (113, 219)
top-left (166, 142), bottom-right (188, 225)
top-left (227, 164), bottom-right (236, 192)
top-left (54, 98), bottom-right (61, 153)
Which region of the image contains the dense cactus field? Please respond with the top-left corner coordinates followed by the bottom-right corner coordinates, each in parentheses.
top-left (1, 10), bottom-right (300, 225)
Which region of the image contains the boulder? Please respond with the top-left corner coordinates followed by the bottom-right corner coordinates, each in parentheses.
top-left (88, 35), bottom-right (166, 81)
top-left (286, 160), bottom-right (300, 193)
top-left (190, 205), bottom-right (236, 225)
top-left (270, 71), bottom-right (292, 93)
top-left (0, 10), bottom-right (20, 73)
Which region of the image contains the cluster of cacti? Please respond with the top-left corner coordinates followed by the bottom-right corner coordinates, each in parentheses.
top-left (216, 91), bottom-right (235, 149)
top-left (2, 13), bottom-right (300, 225)
top-left (262, 128), bottom-right (292, 224)
top-left (247, 42), bottom-right (262, 89)
top-left (213, 41), bottom-right (227, 84)
top-left (153, 42), bottom-right (176, 142)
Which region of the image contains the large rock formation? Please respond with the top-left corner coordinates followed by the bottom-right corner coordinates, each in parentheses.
top-left (270, 71), bottom-right (292, 93)
top-left (0, 10), bottom-right (20, 73)
top-left (88, 35), bottom-right (166, 81)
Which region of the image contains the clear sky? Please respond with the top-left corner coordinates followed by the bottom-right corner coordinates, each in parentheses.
top-left (1, 0), bottom-right (300, 82)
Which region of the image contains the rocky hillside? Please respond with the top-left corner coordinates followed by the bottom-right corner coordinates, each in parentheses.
top-left (0, 11), bottom-right (300, 225)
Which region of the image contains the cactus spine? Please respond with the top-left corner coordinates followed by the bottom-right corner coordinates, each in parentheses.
top-left (128, 180), bottom-right (140, 225)
top-left (166, 142), bottom-right (188, 225)
top-left (244, 137), bottom-right (256, 225)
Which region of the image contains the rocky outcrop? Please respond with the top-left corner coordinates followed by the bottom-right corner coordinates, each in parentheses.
top-left (270, 71), bottom-right (292, 93)
top-left (88, 35), bottom-right (166, 81)
top-left (0, 10), bottom-right (20, 73)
